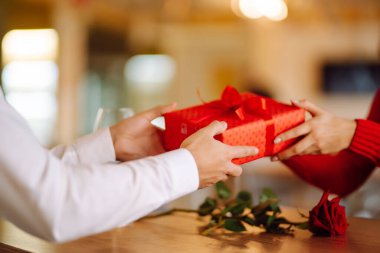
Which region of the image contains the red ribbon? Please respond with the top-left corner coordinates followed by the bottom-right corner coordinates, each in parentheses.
top-left (193, 86), bottom-right (266, 123)
top-left (193, 86), bottom-right (275, 155)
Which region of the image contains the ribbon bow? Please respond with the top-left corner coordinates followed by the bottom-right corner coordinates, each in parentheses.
top-left (195, 86), bottom-right (267, 123)
top-left (193, 86), bottom-right (276, 156)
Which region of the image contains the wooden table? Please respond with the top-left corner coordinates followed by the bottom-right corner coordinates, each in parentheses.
top-left (1, 208), bottom-right (380, 253)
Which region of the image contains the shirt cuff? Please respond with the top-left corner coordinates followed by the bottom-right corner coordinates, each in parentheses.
top-left (153, 148), bottom-right (199, 199)
top-left (349, 119), bottom-right (380, 164)
top-left (73, 128), bottom-right (116, 164)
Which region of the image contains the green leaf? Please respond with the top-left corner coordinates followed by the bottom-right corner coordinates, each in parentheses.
top-left (272, 204), bottom-right (281, 213)
top-left (223, 219), bottom-right (246, 232)
top-left (296, 222), bottom-right (310, 230)
top-left (269, 202), bottom-right (281, 214)
top-left (230, 203), bottom-right (246, 216)
top-left (251, 199), bottom-right (278, 216)
top-left (259, 188), bottom-right (278, 203)
top-left (241, 216), bottom-right (256, 226)
top-left (259, 188), bottom-right (281, 213)
top-left (266, 214), bottom-right (276, 227)
top-left (236, 191), bottom-right (252, 207)
top-left (198, 197), bottom-right (217, 216)
top-left (272, 217), bottom-right (290, 225)
top-left (216, 181), bottom-right (231, 200)
top-left (221, 203), bottom-right (246, 217)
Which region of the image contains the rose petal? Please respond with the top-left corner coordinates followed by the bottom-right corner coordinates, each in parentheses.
top-left (308, 191), bottom-right (348, 236)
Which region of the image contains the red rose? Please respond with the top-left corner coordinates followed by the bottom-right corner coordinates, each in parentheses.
top-left (309, 191), bottom-right (348, 236)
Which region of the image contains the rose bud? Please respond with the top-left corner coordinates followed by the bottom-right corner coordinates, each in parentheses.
top-left (309, 191), bottom-right (349, 236)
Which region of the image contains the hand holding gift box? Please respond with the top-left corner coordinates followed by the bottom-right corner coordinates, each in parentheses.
top-left (163, 86), bottom-right (305, 164)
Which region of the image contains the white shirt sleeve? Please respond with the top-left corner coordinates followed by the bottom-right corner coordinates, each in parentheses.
top-left (50, 128), bottom-right (116, 165)
top-left (0, 91), bottom-right (199, 243)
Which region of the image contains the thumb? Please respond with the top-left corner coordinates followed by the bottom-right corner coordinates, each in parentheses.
top-left (291, 99), bottom-right (325, 116)
top-left (202, 120), bottom-right (228, 136)
top-left (142, 102), bottom-right (177, 120)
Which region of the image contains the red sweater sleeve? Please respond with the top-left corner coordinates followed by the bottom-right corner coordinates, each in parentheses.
top-left (283, 152), bottom-right (374, 197)
top-left (283, 89), bottom-right (380, 197)
top-left (349, 119), bottom-right (380, 164)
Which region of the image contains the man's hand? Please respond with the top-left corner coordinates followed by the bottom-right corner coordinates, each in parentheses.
top-left (110, 103), bottom-right (176, 161)
top-left (272, 100), bottom-right (357, 161)
top-left (181, 121), bottom-right (259, 189)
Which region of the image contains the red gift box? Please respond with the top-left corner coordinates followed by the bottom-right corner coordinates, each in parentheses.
top-left (163, 86), bottom-right (305, 164)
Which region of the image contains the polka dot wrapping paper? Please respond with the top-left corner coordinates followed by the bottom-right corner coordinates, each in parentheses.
top-left (163, 86), bottom-right (305, 165)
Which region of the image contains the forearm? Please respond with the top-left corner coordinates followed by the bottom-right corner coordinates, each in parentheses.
top-left (50, 128), bottom-right (116, 165)
top-left (1, 148), bottom-right (198, 242)
top-left (0, 98), bottom-right (199, 242)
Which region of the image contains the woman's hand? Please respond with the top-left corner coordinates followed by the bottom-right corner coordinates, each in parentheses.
top-left (110, 103), bottom-right (176, 161)
top-left (272, 100), bottom-right (357, 161)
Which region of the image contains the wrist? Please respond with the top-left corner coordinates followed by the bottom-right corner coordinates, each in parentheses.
top-left (343, 119), bottom-right (357, 148)
top-left (109, 125), bottom-right (121, 159)
top-left (180, 146), bottom-right (202, 188)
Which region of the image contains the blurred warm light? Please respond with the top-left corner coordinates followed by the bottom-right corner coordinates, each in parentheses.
top-left (125, 54), bottom-right (176, 94)
top-left (235, 0), bottom-right (288, 21)
top-left (2, 29), bottom-right (58, 64)
top-left (238, 0), bottom-right (262, 19)
top-left (6, 91), bottom-right (57, 144)
top-left (3, 61), bottom-right (58, 92)
top-left (266, 0), bottom-right (288, 21)
top-left (1, 29), bottom-right (59, 145)
top-left (230, 0), bottom-right (246, 18)
top-left (6, 92), bottom-right (57, 120)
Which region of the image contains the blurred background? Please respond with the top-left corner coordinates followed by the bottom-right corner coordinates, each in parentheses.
top-left (0, 0), bottom-right (379, 218)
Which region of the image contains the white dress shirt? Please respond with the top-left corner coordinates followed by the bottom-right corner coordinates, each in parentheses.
top-left (0, 88), bottom-right (199, 242)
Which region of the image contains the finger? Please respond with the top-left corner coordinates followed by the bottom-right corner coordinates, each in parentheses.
top-left (273, 122), bottom-right (311, 144)
top-left (142, 102), bottom-right (177, 120)
top-left (291, 99), bottom-right (325, 116)
top-left (228, 145), bottom-right (259, 159)
top-left (226, 163), bottom-right (243, 177)
top-left (272, 145), bottom-right (319, 161)
top-left (220, 174), bottom-right (229, 182)
top-left (275, 135), bottom-right (314, 160)
top-left (202, 120), bottom-right (228, 136)
top-left (298, 146), bottom-right (320, 156)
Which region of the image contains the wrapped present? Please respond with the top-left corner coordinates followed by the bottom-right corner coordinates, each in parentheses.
top-left (163, 86), bottom-right (305, 164)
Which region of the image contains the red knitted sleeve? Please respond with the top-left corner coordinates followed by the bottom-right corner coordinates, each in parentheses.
top-left (348, 89), bottom-right (380, 163)
top-left (283, 89), bottom-right (380, 197)
top-left (349, 119), bottom-right (380, 164)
